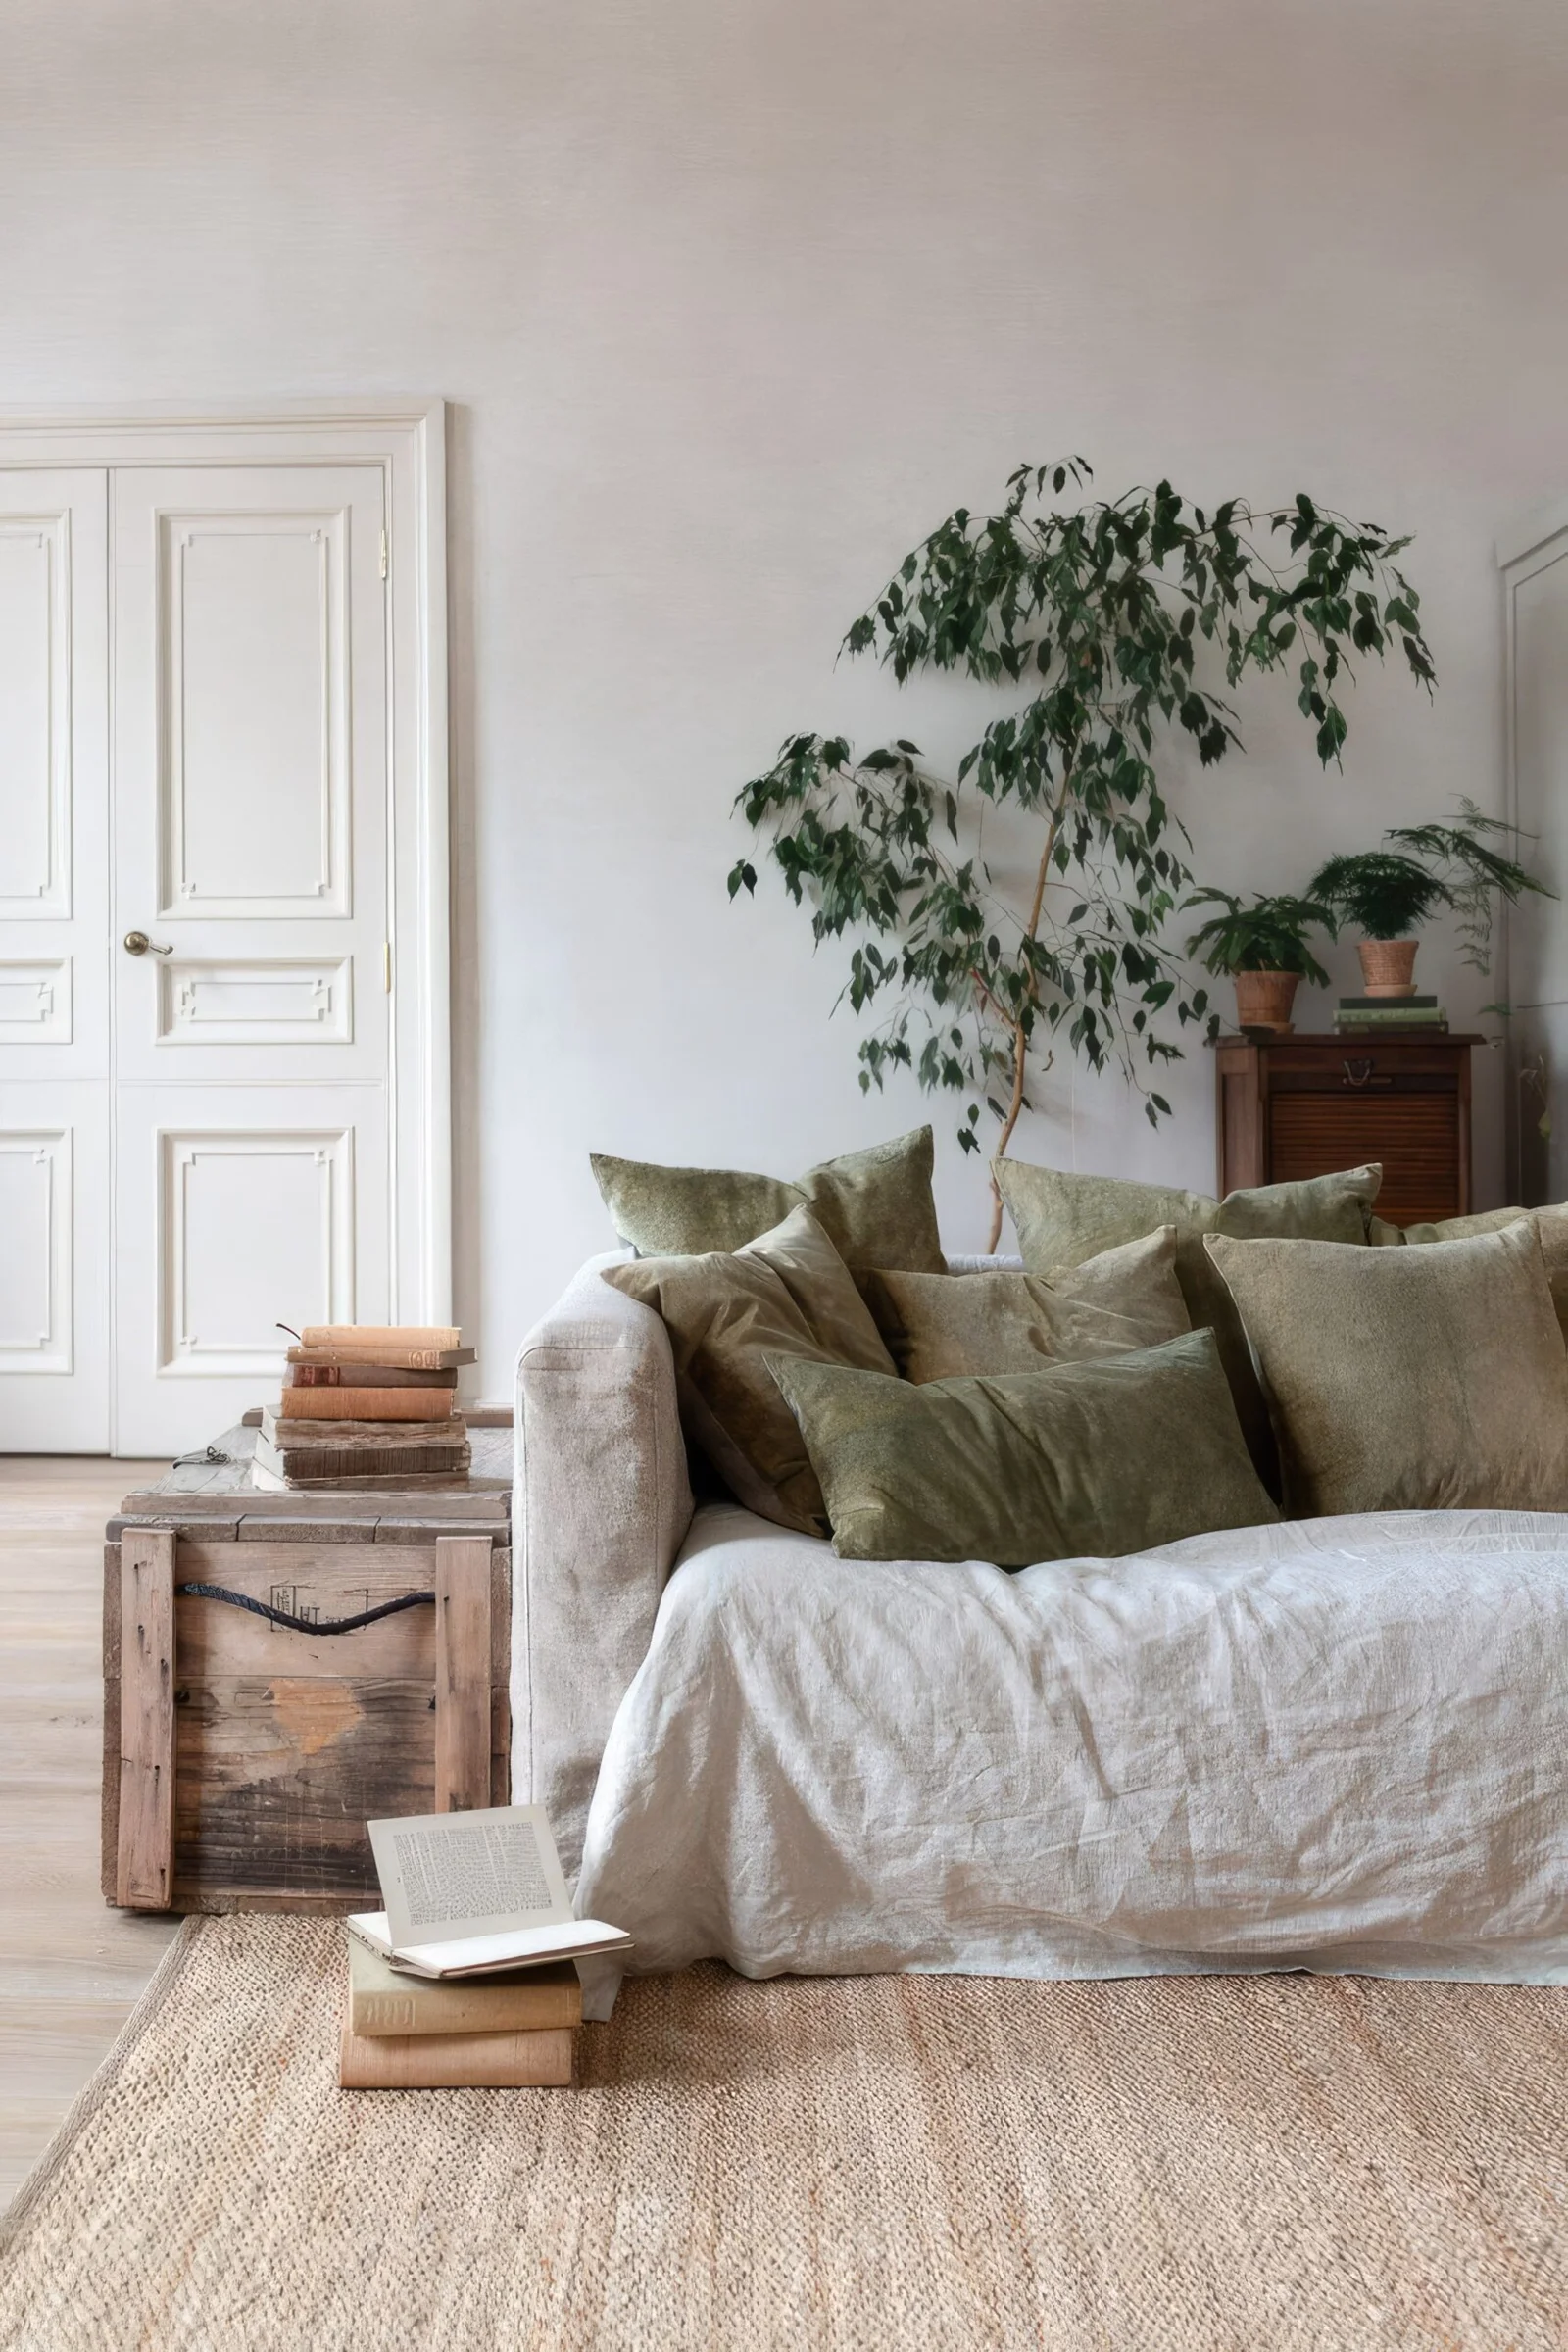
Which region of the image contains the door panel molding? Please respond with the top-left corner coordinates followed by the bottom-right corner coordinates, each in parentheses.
top-left (0, 1126), bottom-right (73, 1371)
top-left (158, 1125), bottom-right (355, 1377)
top-left (156, 956), bottom-right (353, 1047)
top-left (159, 507), bottom-right (351, 919)
top-left (0, 958), bottom-right (72, 1042)
top-left (0, 509), bottom-right (73, 917)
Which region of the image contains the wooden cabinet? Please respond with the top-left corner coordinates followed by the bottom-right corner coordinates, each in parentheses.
top-left (1213, 1033), bottom-right (1483, 1228)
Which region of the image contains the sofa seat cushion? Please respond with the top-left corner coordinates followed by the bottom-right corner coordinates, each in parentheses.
top-left (573, 1500), bottom-right (1568, 1986)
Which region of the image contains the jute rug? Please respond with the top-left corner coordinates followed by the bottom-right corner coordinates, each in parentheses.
top-left (1, 1919), bottom-right (1564, 2351)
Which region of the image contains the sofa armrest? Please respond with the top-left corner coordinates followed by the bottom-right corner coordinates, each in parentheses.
top-left (512, 1252), bottom-right (695, 1875)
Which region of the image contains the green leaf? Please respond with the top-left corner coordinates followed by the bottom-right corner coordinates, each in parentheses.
top-left (730, 464), bottom-right (1435, 1163)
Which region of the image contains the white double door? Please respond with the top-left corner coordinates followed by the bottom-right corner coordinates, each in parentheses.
top-left (0, 462), bottom-right (394, 1454)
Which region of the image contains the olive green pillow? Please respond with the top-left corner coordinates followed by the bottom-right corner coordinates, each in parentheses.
top-left (993, 1157), bottom-right (1383, 1488)
top-left (602, 1205), bottom-right (897, 1536)
top-left (591, 1126), bottom-right (945, 1274)
top-left (859, 1226), bottom-right (1188, 1384)
top-left (1204, 1220), bottom-right (1568, 1518)
top-left (771, 1330), bottom-right (1278, 1567)
top-left (1370, 1203), bottom-right (1568, 1343)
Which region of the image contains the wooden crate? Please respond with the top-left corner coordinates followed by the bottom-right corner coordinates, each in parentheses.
top-left (103, 1425), bottom-right (512, 1914)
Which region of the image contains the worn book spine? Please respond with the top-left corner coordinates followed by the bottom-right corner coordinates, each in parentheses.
top-left (261, 1409), bottom-right (468, 1447)
top-left (349, 1973), bottom-right (582, 2038)
top-left (1335, 1013), bottom-right (1448, 1030)
top-left (288, 1345), bottom-right (475, 1371)
top-left (289, 1363), bottom-right (459, 1390)
top-left (1338, 994), bottom-right (1439, 1009)
top-left (303, 1324), bottom-right (463, 1350)
top-left (253, 1432), bottom-right (471, 1486)
top-left (277, 1389), bottom-right (458, 1422)
top-left (338, 2025), bottom-right (575, 2087)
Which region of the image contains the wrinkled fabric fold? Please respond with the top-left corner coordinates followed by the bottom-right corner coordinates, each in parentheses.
top-left (576, 1501), bottom-right (1568, 1986)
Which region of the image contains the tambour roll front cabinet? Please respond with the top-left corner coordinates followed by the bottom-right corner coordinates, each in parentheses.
top-left (1213, 1033), bottom-right (1483, 1228)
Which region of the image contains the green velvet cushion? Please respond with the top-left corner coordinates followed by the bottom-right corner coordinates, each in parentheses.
top-left (992, 1157), bottom-right (1383, 1487)
top-left (591, 1126), bottom-right (946, 1273)
top-left (771, 1330), bottom-right (1278, 1566)
top-left (1370, 1203), bottom-right (1568, 1342)
top-left (1204, 1220), bottom-right (1568, 1518)
top-left (601, 1205), bottom-right (897, 1536)
top-left (859, 1226), bottom-right (1188, 1384)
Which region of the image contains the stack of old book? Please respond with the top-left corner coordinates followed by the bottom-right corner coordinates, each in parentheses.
top-left (340, 1938), bottom-right (583, 2087)
top-left (339, 1804), bottom-right (631, 2089)
top-left (255, 1324), bottom-right (475, 1491)
top-left (1334, 993), bottom-right (1448, 1035)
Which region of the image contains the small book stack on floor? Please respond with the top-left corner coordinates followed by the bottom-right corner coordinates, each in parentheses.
top-left (1334, 993), bottom-right (1448, 1034)
top-left (340, 1939), bottom-right (583, 2087)
top-left (254, 1324), bottom-right (475, 1490)
top-left (339, 1805), bottom-right (632, 2090)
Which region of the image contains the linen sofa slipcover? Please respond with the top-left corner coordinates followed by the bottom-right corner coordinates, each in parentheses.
top-left (514, 1253), bottom-right (1567, 2008)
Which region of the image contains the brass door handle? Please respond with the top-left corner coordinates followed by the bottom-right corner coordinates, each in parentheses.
top-left (123, 931), bottom-right (173, 956)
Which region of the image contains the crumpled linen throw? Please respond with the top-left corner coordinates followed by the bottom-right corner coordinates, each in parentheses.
top-left (575, 1501), bottom-right (1568, 2000)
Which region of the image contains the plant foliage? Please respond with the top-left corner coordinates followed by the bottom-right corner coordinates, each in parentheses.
top-left (1305, 852), bottom-right (1448, 944)
top-left (1311, 801), bottom-right (1550, 963)
top-left (729, 460), bottom-right (1436, 1238)
top-left (1182, 891), bottom-right (1335, 983)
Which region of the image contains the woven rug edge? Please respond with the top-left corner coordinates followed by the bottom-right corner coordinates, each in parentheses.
top-left (0, 1916), bottom-right (209, 2266)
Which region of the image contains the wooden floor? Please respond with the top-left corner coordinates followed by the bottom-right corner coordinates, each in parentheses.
top-left (0, 1457), bottom-right (178, 2214)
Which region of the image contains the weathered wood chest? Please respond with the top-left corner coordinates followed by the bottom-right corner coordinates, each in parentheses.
top-left (103, 1421), bottom-right (512, 1914)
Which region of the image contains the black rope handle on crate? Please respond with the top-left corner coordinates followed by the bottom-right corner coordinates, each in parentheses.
top-left (175, 1583), bottom-right (436, 1636)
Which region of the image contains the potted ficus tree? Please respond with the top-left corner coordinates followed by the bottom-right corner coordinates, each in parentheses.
top-left (1182, 891), bottom-right (1335, 1034)
top-left (729, 460), bottom-right (1436, 1249)
top-left (1310, 802), bottom-right (1549, 996)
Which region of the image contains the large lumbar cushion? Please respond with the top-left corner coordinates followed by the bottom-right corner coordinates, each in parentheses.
top-left (993, 1157), bottom-right (1382, 1483)
top-left (601, 1205), bottom-right (896, 1536)
top-left (1204, 1220), bottom-right (1568, 1518)
top-left (771, 1329), bottom-right (1278, 1566)
top-left (591, 1127), bottom-right (945, 1274)
top-left (859, 1227), bottom-right (1188, 1384)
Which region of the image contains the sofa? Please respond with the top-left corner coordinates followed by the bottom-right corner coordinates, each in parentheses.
top-left (514, 1249), bottom-right (1568, 2008)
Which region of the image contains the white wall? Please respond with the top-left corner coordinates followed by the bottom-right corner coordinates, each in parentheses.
top-left (5, 0), bottom-right (1566, 1395)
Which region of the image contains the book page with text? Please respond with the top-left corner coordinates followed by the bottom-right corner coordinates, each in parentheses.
top-left (368, 1806), bottom-right (573, 1948)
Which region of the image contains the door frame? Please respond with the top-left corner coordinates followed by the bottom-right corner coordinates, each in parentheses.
top-left (0, 398), bottom-right (452, 1333)
top-left (1497, 495), bottom-right (1568, 1205)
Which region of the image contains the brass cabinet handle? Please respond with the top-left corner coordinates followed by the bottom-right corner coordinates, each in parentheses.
top-left (1342, 1056), bottom-right (1375, 1087)
top-left (123, 931), bottom-right (173, 956)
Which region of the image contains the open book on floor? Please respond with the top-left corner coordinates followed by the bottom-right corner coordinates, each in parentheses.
top-left (351, 1803), bottom-right (631, 1980)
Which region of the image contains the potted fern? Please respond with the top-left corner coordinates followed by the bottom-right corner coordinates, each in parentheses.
top-left (1183, 891), bottom-right (1335, 1034)
top-left (1310, 803), bottom-right (1549, 995)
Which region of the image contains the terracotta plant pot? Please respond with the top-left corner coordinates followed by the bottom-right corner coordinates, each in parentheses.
top-left (1356, 937), bottom-right (1419, 998)
top-left (1233, 970), bottom-right (1301, 1034)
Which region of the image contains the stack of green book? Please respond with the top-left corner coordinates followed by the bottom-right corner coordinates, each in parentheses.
top-left (1334, 994), bottom-right (1447, 1033)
